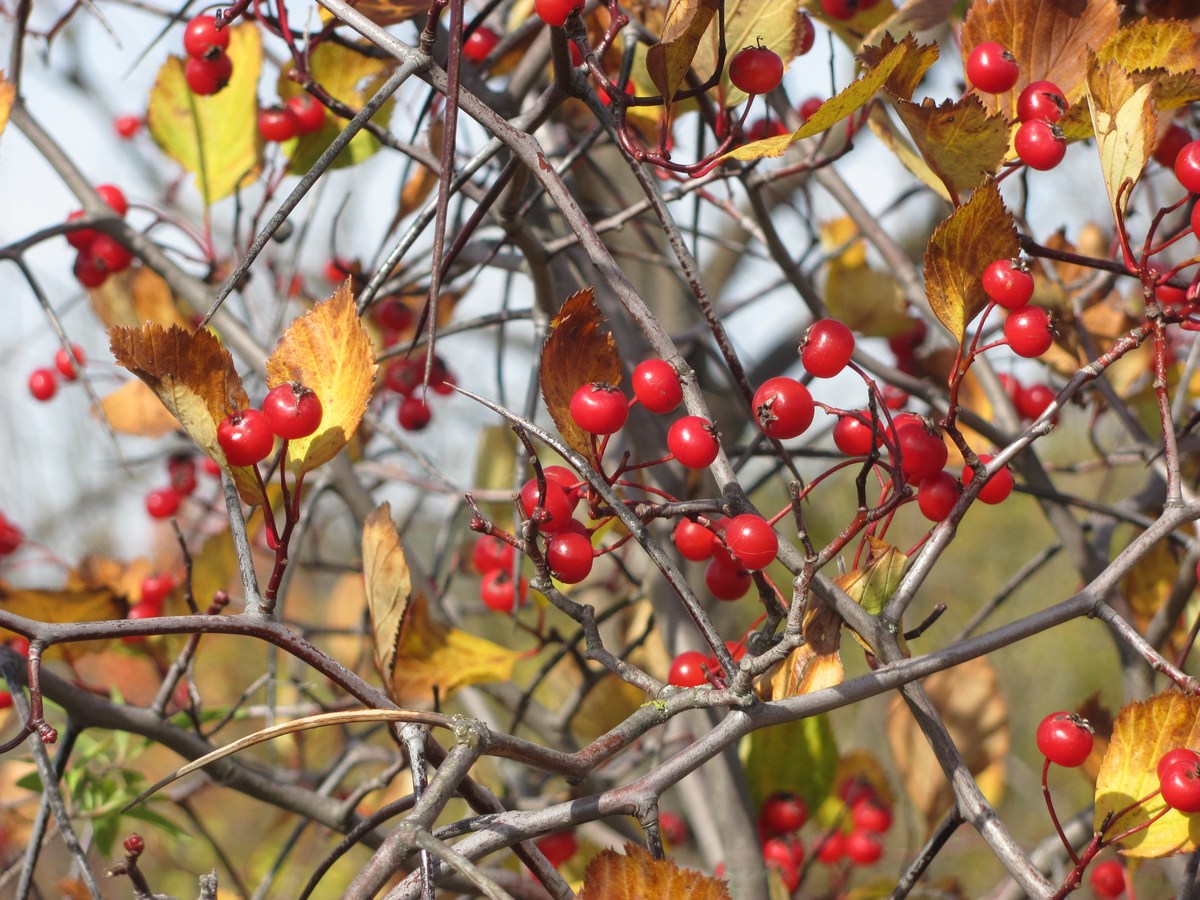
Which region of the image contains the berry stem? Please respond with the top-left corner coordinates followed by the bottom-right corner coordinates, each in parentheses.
top-left (1041, 756), bottom-right (1081, 866)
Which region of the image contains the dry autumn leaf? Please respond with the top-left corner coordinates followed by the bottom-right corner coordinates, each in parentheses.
top-left (265, 283), bottom-right (376, 475)
top-left (99, 379), bottom-right (182, 438)
top-left (540, 288), bottom-right (623, 456)
top-left (579, 843), bottom-right (731, 900)
top-left (1096, 691), bottom-right (1200, 858)
top-left (646, 0), bottom-right (720, 103)
top-left (892, 94), bottom-right (1010, 201)
top-left (924, 179), bottom-right (1020, 342)
top-left (864, 0), bottom-right (957, 52)
top-left (859, 32), bottom-right (940, 103)
top-left (820, 217), bottom-right (912, 338)
top-left (88, 266), bottom-right (193, 331)
top-left (1086, 60), bottom-right (1156, 223)
top-left (761, 592), bottom-right (844, 698)
top-left (362, 503), bottom-right (412, 693)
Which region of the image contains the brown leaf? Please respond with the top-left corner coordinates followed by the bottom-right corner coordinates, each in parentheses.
top-left (646, 0), bottom-right (720, 102)
top-left (98, 379), bottom-right (183, 438)
top-left (893, 94), bottom-right (1011, 200)
top-left (886, 655), bottom-right (1008, 830)
top-left (1095, 691), bottom-right (1200, 858)
top-left (923, 179), bottom-right (1020, 342)
top-left (579, 843), bottom-right (731, 900)
top-left (266, 282), bottom-right (376, 474)
top-left (1086, 60), bottom-right (1156, 222)
top-left (540, 288), bottom-right (622, 455)
top-left (362, 503), bottom-right (411, 694)
top-left (89, 266), bottom-right (192, 330)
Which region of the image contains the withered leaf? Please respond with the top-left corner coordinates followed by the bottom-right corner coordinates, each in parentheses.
top-left (859, 32), bottom-right (941, 103)
top-left (89, 266), bottom-right (192, 331)
top-left (579, 843), bottom-right (731, 900)
top-left (646, 0), bottom-right (719, 103)
top-left (343, 0), bottom-right (427, 26)
top-left (362, 503), bottom-right (411, 693)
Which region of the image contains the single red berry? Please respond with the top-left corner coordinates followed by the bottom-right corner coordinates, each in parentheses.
top-left (1016, 80), bottom-right (1067, 123)
top-left (398, 395), bottom-right (433, 431)
top-left (114, 114), bottom-right (143, 139)
top-left (728, 45), bottom-right (784, 96)
top-left (833, 411), bottom-right (880, 456)
top-left (145, 487), bottom-right (182, 519)
top-left (799, 96), bottom-right (823, 122)
top-left (851, 797), bottom-right (893, 834)
top-left (1016, 383), bottom-right (1056, 421)
top-left (705, 640), bottom-right (746, 682)
top-left (0, 516), bottom-right (24, 556)
top-left (1089, 859), bottom-right (1126, 899)
top-left (669, 650), bottom-right (711, 687)
top-left (140, 572), bottom-right (175, 609)
top-left (472, 535), bottom-right (515, 574)
top-left (542, 465), bottom-right (582, 508)
top-left (1160, 759), bottom-right (1200, 812)
top-left (1176, 141), bottom-right (1200, 194)
top-left (752, 377), bottom-right (814, 440)
top-left (202, 457), bottom-right (222, 478)
top-left (168, 454), bottom-right (198, 496)
top-left (54, 345), bottom-right (86, 380)
top-left (673, 518), bottom-right (716, 561)
top-left (761, 793), bottom-right (808, 835)
top-left (668, 416), bottom-right (720, 469)
top-left (917, 471), bottom-right (960, 522)
top-left (801, 319), bottom-right (855, 378)
top-left (258, 106), bottom-right (300, 143)
top-left (1157, 748), bottom-right (1200, 782)
top-left (762, 835), bottom-right (803, 891)
top-left (966, 41), bottom-right (1019, 94)
top-left (183, 14), bottom-right (229, 59)
top-left (384, 358), bottom-right (423, 396)
top-left (632, 359), bottom-right (683, 414)
top-left (463, 25), bottom-right (500, 63)
top-left (888, 319), bottom-right (927, 360)
top-left (123, 833), bottom-right (145, 855)
top-left (217, 408), bottom-right (275, 467)
top-left (546, 531), bottom-right (593, 583)
top-left (536, 832), bottom-right (578, 866)
top-left (893, 420), bottom-right (948, 482)
top-left (724, 514), bottom-right (778, 570)
top-left (815, 830), bottom-right (846, 863)
top-left (263, 383), bottom-right (324, 440)
top-left (374, 298), bottom-right (414, 333)
top-left (705, 552), bottom-right (751, 601)
top-left (1005, 306), bottom-right (1054, 358)
top-left (519, 479), bottom-right (575, 533)
top-left (73, 252), bottom-right (108, 288)
top-left (962, 453), bottom-right (1014, 505)
top-left (982, 258), bottom-right (1034, 309)
top-left (1015, 119), bottom-right (1067, 170)
top-left (480, 569), bottom-right (528, 611)
top-left (185, 53), bottom-right (233, 96)
top-left (65, 210), bottom-right (97, 251)
top-left (1154, 123), bottom-right (1192, 169)
top-left (796, 12), bottom-right (814, 55)
top-left (28, 368), bottom-right (57, 402)
top-left (90, 234), bottom-right (134, 273)
top-left (95, 184), bottom-right (129, 218)
top-left (745, 118), bottom-right (789, 142)
top-left (569, 382), bottom-right (628, 435)
top-left (286, 94), bottom-right (327, 135)
top-left (659, 812), bottom-right (688, 845)
top-left (845, 829), bottom-right (882, 865)
top-left (534, 0), bottom-right (583, 27)
top-left (1036, 711), bottom-right (1094, 767)
top-left (0, 690), bottom-right (12, 710)
top-left (820, 0), bottom-right (878, 20)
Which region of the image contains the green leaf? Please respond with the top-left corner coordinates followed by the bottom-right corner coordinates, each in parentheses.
top-left (126, 805), bottom-right (189, 840)
top-left (93, 813), bottom-right (119, 857)
top-left (17, 772), bottom-right (43, 792)
top-left (741, 714), bottom-right (838, 813)
top-left (146, 24), bottom-right (264, 205)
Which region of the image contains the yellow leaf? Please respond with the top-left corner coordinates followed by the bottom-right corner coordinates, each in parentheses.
top-left (341, 0), bottom-right (427, 25)
top-left (146, 25), bottom-right (263, 205)
top-left (1095, 19), bottom-right (1198, 75)
top-left (1122, 534), bottom-right (1180, 624)
top-left (923, 179), bottom-right (1020, 342)
top-left (88, 266), bottom-right (193, 331)
top-left (692, 0), bottom-right (811, 108)
top-left (1095, 691), bottom-right (1200, 858)
top-left (825, 265), bottom-right (912, 338)
top-left (740, 715), bottom-right (838, 813)
top-left (99, 379), bottom-right (182, 438)
top-left (278, 43), bottom-right (396, 173)
top-left (837, 537), bottom-right (906, 617)
top-left (362, 503), bottom-right (411, 696)
top-left (0, 71), bottom-right (13, 142)
top-left (265, 283), bottom-right (376, 475)
top-left (0, 582), bottom-right (127, 661)
top-left (539, 288), bottom-right (623, 456)
top-left (1087, 61), bottom-right (1156, 223)
top-left (645, 0), bottom-right (720, 103)
top-left (893, 94), bottom-right (1011, 201)
top-left (579, 844), bottom-right (731, 900)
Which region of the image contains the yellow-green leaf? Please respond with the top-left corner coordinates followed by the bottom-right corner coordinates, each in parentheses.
top-left (645, 0), bottom-right (719, 103)
top-left (146, 25), bottom-right (263, 205)
top-left (741, 714), bottom-right (838, 813)
top-left (893, 93), bottom-right (1011, 201)
top-left (1087, 60), bottom-right (1156, 223)
top-left (362, 504), bottom-right (411, 697)
top-left (807, 0), bottom-right (895, 48)
top-left (836, 537), bottom-right (906, 616)
top-left (278, 42), bottom-right (396, 173)
top-left (0, 71), bottom-right (13, 143)
top-left (923, 179), bottom-right (1020, 342)
top-left (1095, 691), bottom-right (1200, 858)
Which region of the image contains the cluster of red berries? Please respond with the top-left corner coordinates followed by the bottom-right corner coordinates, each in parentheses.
top-left (383, 353), bottom-right (457, 432)
top-left (145, 453), bottom-right (205, 520)
top-left (471, 534), bottom-right (528, 611)
top-left (982, 257), bottom-right (1055, 358)
top-left (183, 14), bottom-right (233, 96)
top-left (966, 42), bottom-right (1067, 171)
top-left (216, 382), bottom-right (324, 468)
top-left (65, 185), bottom-right (132, 289)
top-left (257, 95), bottom-right (328, 143)
top-left (0, 512), bottom-right (24, 557)
top-left (28, 344), bottom-right (86, 402)
top-left (124, 570), bottom-right (177, 642)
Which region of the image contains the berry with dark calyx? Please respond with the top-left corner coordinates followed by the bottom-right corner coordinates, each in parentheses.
top-left (796, 12), bottom-right (814, 55)
top-left (519, 478), bottom-right (575, 533)
top-left (480, 569), bottom-right (528, 611)
top-left (1154, 123), bottom-right (1192, 169)
top-left (28, 369), bottom-right (57, 402)
top-left (724, 514), bottom-right (778, 570)
top-left (833, 411), bottom-right (880, 456)
top-left (668, 416), bottom-right (720, 469)
top-left (893, 419), bottom-right (948, 482)
top-left (917, 471), bottom-right (961, 522)
top-left (258, 106), bottom-right (299, 143)
top-left (569, 382), bottom-right (628, 435)
top-left (546, 531), bottom-right (593, 583)
top-left (1005, 306), bottom-right (1054, 358)
top-left (851, 797), bottom-right (893, 834)
top-left (73, 252), bottom-right (108, 288)
top-left (632, 359), bottom-right (683, 414)
top-left (472, 535), bottom-right (515, 574)
top-left (140, 572), bottom-right (175, 610)
top-left (1016, 383), bottom-right (1056, 421)
top-left (183, 14), bottom-right (229, 59)
top-left (728, 45), bottom-right (784, 96)
top-left (0, 515), bottom-right (24, 556)
top-left (384, 358), bottom-right (424, 396)
top-left (1015, 119), bottom-right (1067, 171)
top-left (801, 319), bottom-right (855, 378)
top-left (145, 487), bottom-right (182, 519)
top-left (659, 812), bottom-right (688, 845)
top-left (263, 383), bottom-right (324, 440)
top-left (1157, 748), bottom-right (1200, 782)
top-left (705, 552), bottom-right (751, 601)
top-left (96, 184), bottom-right (129, 217)
top-left (185, 53), bottom-right (233, 96)
top-left (966, 41), bottom-right (1019, 94)
top-left (753, 377), bottom-right (814, 440)
top-left (536, 832), bottom-right (578, 866)
top-left (90, 234), bottom-right (134, 273)
top-left (463, 25), bottom-right (500, 64)
top-left (54, 345), bottom-right (86, 380)
top-left (217, 408), bottom-right (275, 467)
top-left (1089, 859), bottom-right (1126, 899)
top-left (286, 94), bottom-right (327, 134)
top-left (1177, 141), bottom-right (1200, 193)
top-left (845, 830), bottom-right (882, 865)
top-left (534, 0), bottom-right (583, 27)
top-left (1017, 80), bottom-right (1067, 123)
top-left (1159, 758), bottom-right (1200, 812)
top-left (962, 454), bottom-right (1014, 505)
top-left (982, 258), bottom-right (1034, 309)
top-left (761, 792), bottom-right (808, 835)
top-left (398, 395), bottom-right (433, 431)
top-left (673, 518), bottom-right (716, 561)
top-left (114, 114), bottom-right (143, 139)
top-left (762, 835), bottom-right (802, 892)
top-left (669, 650), bottom-right (710, 687)
top-left (1036, 711), bottom-right (1094, 767)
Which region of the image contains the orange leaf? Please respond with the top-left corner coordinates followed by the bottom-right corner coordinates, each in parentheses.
top-left (923, 179), bottom-right (1020, 342)
top-left (540, 288), bottom-right (623, 455)
top-left (1095, 691), bottom-right (1200, 858)
top-left (893, 94), bottom-right (1011, 201)
top-left (265, 282), bottom-right (376, 475)
top-left (98, 379), bottom-right (183, 438)
top-left (89, 266), bottom-right (192, 331)
top-left (0, 71), bottom-right (14, 142)
top-left (579, 843), bottom-right (731, 900)
top-left (362, 503), bottom-right (411, 697)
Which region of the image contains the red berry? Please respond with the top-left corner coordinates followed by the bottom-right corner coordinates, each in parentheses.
top-left (286, 94), bottom-right (327, 134)
top-left (1089, 859), bottom-right (1126, 899)
top-left (1154, 123), bottom-right (1191, 169)
top-left (801, 319), bottom-right (855, 378)
top-left (535, 831), bottom-right (578, 866)
top-left (124, 833), bottom-right (145, 855)
top-left (1176, 141), bottom-right (1200, 194)
top-left (833, 411), bottom-right (880, 456)
top-left (374, 298), bottom-right (414, 333)
top-left (534, 0), bottom-right (583, 27)
top-left (962, 453), bottom-right (1014, 505)
top-left (65, 210), bottom-right (97, 251)
top-left (0, 690), bottom-right (12, 710)
top-left (185, 53), bottom-right (233, 96)
top-left (1036, 711), bottom-right (1094, 767)
top-left (705, 552), bottom-right (751, 601)
top-left (114, 114), bottom-right (143, 139)
top-left (659, 812), bottom-right (688, 845)
top-left (796, 12), bottom-right (814, 55)
top-left (73, 252), bottom-right (108, 288)
top-left (183, 14), bottom-right (230, 59)
top-left (95, 184), bottom-right (128, 217)
top-left (844, 829), bottom-right (882, 865)
top-left (519, 479), bottom-right (575, 533)
top-left (1160, 758), bottom-right (1200, 812)
top-left (28, 368), bottom-right (57, 401)
top-left (463, 25), bottom-right (500, 64)
top-left (202, 457), bottom-right (222, 478)
top-left (168, 454), bottom-right (198, 496)
top-left (1016, 80), bottom-right (1067, 123)
top-left (1005, 306), bottom-right (1054, 357)
top-left (263, 383), bottom-right (324, 440)
top-left (54, 345), bottom-right (86, 380)
top-left (546, 531), bottom-right (593, 583)
top-left (745, 118), bottom-right (789, 142)
top-left (472, 535), bottom-right (515, 573)
top-left (543, 465), bottom-right (582, 505)
top-left (632, 359), bottom-right (683, 414)
top-left (728, 45), bottom-right (784, 96)
top-left (673, 518), bottom-right (716, 561)
top-left (398, 395), bottom-right (433, 431)
top-left (0, 515), bottom-right (24, 556)
top-left (894, 420), bottom-right (948, 482)
top-left (753, 377), bottom-right (814, 440)
top-left (724, 514), bottom-right (778, 570)
top-left (140, 572), bottom-right (175, 609)
top-left (851, 798), bottom-right (893, 834)
top-left (145, 487), bottom-right (182, 519)
top-left (982, 258), bottom-right (1034, 309)
top-left (258, 106), bottom-right (299, 143)
top-left (799, 96), bottom-right (823, 122)
top-left (668, 416), bottom-right (720, 469)
top-left (761, 793), bottom-right (808, 835)
top-left (217, 409), bottom-right (275, 467)
top-left (815, 830), bottom-right (846, 863)
top-left (966, 41), bottom-right (1019, 94)
top-left (480, 569), bottom-right (528, 611)
top-left (917, 471), bottom-right (960, 522)
top-left (90, 234), bottom-right (134, 273)
top-left (569, 382), bottom-right (628, 435)
top-left (1015, 383), bottom-right (1056, 421)
top-left (762, 835), bottom-right (803, 891)
top-left (668, 650), bottom-right (711, 687)
top-left (1157, 748), bottom-right (1200, 782)
top-left (1015, 119), bottom-right (1066, 171)
top-left (820, 0), bottom-right (878, 20)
